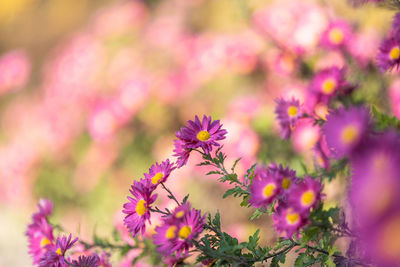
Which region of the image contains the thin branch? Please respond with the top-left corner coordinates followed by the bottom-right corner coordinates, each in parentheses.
top-left (161, 182), bottom-right (180, 206)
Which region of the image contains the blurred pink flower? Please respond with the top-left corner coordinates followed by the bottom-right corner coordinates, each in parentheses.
top-left (0, 49), bottom-right (31, 95)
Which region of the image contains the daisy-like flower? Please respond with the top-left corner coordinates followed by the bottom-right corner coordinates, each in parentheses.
top-left (350, 131), bottom-right (400, 224)
top-left (309, 67), bottom-right (347, 103)
top-left (274, 98), bottom-right (302, 139)
top-left (267, 162), bottom-right (298, 195)
top-left (320, 20), bottom-right (352, 50)
top-left (272, 205), bottom-right (308, 238)
top-left (123, 179), bottom-right (157, 237)
top-left (144, 159), bottom-right (176, 188)
top-left (377, 36), bottom-right (400, 72)
top-left (98, 252), bottom-right (112, 267)
top-left (322, 106), bottom-right (370, 158)
top-left (26, 199), bottom-right (55, 264)
top-left (71, 254), bottom-right (99, 267)
top-left (38, 234), bottom-right (78, 267)
top-left (176, 115), bottom-right (227, 154)
top-left (153, 205), bottom-right (205, 258)
top-left (249, 166), bottom-right (281, 208)
top-left (288, 177), bottom-right (323, 212)
top-left (172, 139), bottom-right (191, 168)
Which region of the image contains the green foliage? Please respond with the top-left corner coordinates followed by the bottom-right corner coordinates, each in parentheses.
top-left (372, 105), bottom-right (400, 131)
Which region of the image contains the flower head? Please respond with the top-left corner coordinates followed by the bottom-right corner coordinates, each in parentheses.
top-left (267, 162), bottom-right (298, 195)
top-left (322, 106), bottom-right (371, 158)
top-left (71, 254), bottom-right (99, 267)
top-left (288, 177), bottom-right (323, 212)
top-left (274, 98), bottom-right (302, 139)
top-left (123, 179), bottom-right (157, 237)
top-left (309, 67), bottom-right (347, 103)
top-left (273, 205), bottom-right (308, 238)
top-left (320, 20), bottom-right (352, 50)
top-left (176, 115), bottom-right (227, 154)
top-left (377, 36), bottom-right (400, 72)
top-left (249, 166), bottom-right (281, 208)
top-left (38, 234), bottom-right (78, 267)
top-left (144, 159), bottom-right (176, 188)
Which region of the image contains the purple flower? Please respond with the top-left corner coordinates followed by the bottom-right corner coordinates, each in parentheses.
top-left (123, 179), bottom-right (157, 237)
top-left (350, 131), bottom-right (400, 224)
top-left (322, 106), bottom-right (371, 158)
top-left (377, 36), bottom-right (400, 72)
top-left (144, 159), bottom-right (176, 187)
top-left (38, 234), bottom-right (78, 267)
top-left (267, 162), bottom-right (298, 195)
top-left (71, 254), bottom-right (99, 267)
top-left (309, 67), bottom-right (347, 103)
top-left (98, 252), bottom-right (112, 267)
top-left (172, 139), bottom-right (191, 168)
top-left (153, 205), bottom-right (205, 258)
top-left (249, 166), bottom-right (281, 208)
top-left (391, 12), bottom-right (400, 36)
top-left (320, 20), bottom-right (352, 50)
top-left (274, 98), bottom-right (302, 139)
top-left (273, 205), bottom-right (308, 238)
top-left (176, 115), bottom-right (227, 154)
top-left (288, 177), bottom-right (323, 212)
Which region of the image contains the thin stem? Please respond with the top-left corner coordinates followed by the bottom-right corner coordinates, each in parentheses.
top-left (150, 207), bottom-right (170, 216)
top-left (161, 182), bottom-right (180, 206)
top-left (80, 240), bottom-right (133, 250)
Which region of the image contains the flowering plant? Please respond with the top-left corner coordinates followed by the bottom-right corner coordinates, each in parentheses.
top-left (23, 0), bottom-right (400, 267)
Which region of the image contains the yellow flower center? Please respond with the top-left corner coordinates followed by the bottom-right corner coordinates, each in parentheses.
top-left (165, 225), bottom-right (177, 239)
top-left (40, 237), bottom-right (51, 248)
top-left (281, 178), bottom-right (291, 190)
top-left (340, 125), bottom-right (359, 145)
top-left (175, 211), bottom-right (185, 218)
top-left (56, 248), bottom-right (62, 255)
top-left (301, 190), bottom-right (316, 207)
top-left (390, 46), bottom-right (400, 60)
top-left (151, 172), bottom-right (164, 184)
top-left (135, 199), bottom-right (146, 216)
top-left (378, 215), bottom-right (400, 261)
top-left (197, 130), bottom-right (210, 141)
top-left (286, 211), bottom-right (300, 225)
top-left (178, 225), bottom-right (192, 240)
top-left (263, 183), bottom-right (276, 198)
top-left (287, 106), bottom-right (298, 117)
top-left (328, 28), bottom-right (344, 45)
top-left (321, 78), bottom-right (336, 95)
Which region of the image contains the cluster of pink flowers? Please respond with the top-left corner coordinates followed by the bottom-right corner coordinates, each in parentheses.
top-left (249, 164), bottom-right (323, 237)
top-left (26, 199), bottom-right (111, 267)
top-left (377, 13), bottom-right (400, 71)
top-left (122, 115), bottom-right (226, 265)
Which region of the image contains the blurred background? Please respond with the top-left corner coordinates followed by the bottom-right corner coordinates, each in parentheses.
top-left (0, 0), bottom-right (394, 266)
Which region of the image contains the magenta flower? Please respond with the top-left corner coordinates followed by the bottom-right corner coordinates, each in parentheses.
top-left (273, 205), bottom-right (308, 238)
top-left (176, 115), bottom-right (227, 154)
top-left (377, 36), bottom-right (400, 72)
top-left (309, 67), bottom-right (347, 103)
top-left (322, 106), bottom-right (371, 158)
top-left (274, 98), bottom-right (302, 139)
top-left (350, 131), bottom-right (400, 224)
top-left (123, 179), bottom-right (157, 237)
top-left (153, 205), bottom-right (205, 258)
top-left (71, 254), bottom-right (99, 267)
top-left (249, 166), bottom-right (281, 208)
top-left (288, 177), bottom-right (323, 212)
top-left (38, 234), bottom-right (78, 267)
top-left (267, 162), bottom-right (298, 195)
top-left (320, 20), bottom-right (352, 50)
top-left (172, 139), bottom-right (191, 168)
top-left (144, 159), bottom-right (176, 188)
top-left (98, 252), bottom-right (112, 267)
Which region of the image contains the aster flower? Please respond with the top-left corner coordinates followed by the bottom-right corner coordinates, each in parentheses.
top-left (320, 20), bottom-right (352, 50)
top-left (123, 179), bottom-right (157, 237)
top-left (273, 205), bottom-right (308, 238)
top-left (267, 162), bottom-right (298, 196)
top-left (274, 98), bottom-right (302, 139)
top-left (322, 106), bottom-right (371, 158)
top-left (98, 252), bottom-right (112, 267)
top-left (176, 115), bottom-right (227, 154)
top-left (71, 254), bottom-right (99, 267)
top-left (313, 136), bottom-right (331, 170)
top-left (288, 177), bottom-right (323, 212)
top-left (38, 234), bottom-right (78, 267)
top-left (309, 67), bottom-right (347, 103)
top-left (350, 131), bottom-right (400, 224)
top-left (33, 198), bottom-right (54, 221)
top-left (173, 139), bottom-right (191, 168)
top-left (377, 36), bottom-right (400, 72)
top-left (249, 166), bottom-right (281, 208)
top-left (144, 159), bottom-right (176, 188)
